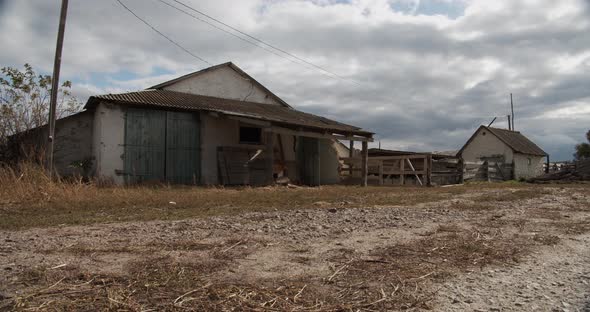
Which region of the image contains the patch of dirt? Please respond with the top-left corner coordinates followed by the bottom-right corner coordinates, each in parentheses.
top-left (0, 186), bottom-right (589, 311)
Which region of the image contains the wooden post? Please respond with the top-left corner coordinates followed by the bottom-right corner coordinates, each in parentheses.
top-left (458, 157), bottom-right (464, 184)
top-left (349, 140), bottom-right (354, 177)
top-left (426, 154), bottom-right (432, 186)
top-left (378, 160), bottom-right (384, 185)
top-left (361, 140), bottom-right (368, 187)
top-left (266, 132), bottom-right (274, 185)
top-left (423, 156), bottom-right (428, 186)
top-left (400, 157), bottom-right (405, 185)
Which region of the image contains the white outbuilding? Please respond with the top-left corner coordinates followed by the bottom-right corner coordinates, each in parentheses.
top-left (457, 126), bottom-right (547, 180)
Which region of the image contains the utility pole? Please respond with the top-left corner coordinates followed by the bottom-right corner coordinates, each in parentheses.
top-left (47, 0), bottom-right (69, 178)
top-left (510, 93), bottom-right (515, 131)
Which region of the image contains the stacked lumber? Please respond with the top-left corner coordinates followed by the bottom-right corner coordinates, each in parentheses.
top-left (528, 159), bottom-right (590, 183)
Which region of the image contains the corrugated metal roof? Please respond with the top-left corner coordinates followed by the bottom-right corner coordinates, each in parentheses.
top-left (85, 90), bottom-right (372, 136)
top-left (485, 127), bottom-right (547, 156)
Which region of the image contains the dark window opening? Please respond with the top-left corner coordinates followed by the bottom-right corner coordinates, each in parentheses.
top-left (240, 126), bottom-right (262, 144)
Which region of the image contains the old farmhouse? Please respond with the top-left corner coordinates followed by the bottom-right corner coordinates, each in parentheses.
top-left (458, 126), bottom-right (547, 180)
top-left (18, 62), bottom-right (373, 186)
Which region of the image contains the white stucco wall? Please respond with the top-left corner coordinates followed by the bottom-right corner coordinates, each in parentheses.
top-left (461, 127), bottom-right (514, 163)
top-left (162, 66), bottom-right (282, 105)
top-left (513, 153), bottom-right (545, 179)
top-left (93, 102), bottom-right (125, 184)
top-left (319, 139), bottom-right (341, 184)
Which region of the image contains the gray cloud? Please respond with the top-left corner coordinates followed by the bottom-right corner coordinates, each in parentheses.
top-left (1, 0), bottom-right (588, 160)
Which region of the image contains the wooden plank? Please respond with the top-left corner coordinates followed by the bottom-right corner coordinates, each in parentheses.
top-left (406, 158), bottom-right (422, 186)
top-left (227, 115), bottom-right (272, 127)
top-left (333, 134), bottom-right (374, 142)
top-left (400, 157), bottom-right (405, 185)
top-left (349, 140), bottom-right (354, 176)
top-left (361, 141), bottom-right (368, 187)
top-left (378, 160), bottom-right (384, 185)
top-left (266, 126), bottom-right (372, 142)
top-left (426, 154), bottom-right (432, 186)
top-left (382, 170), bottom-right (427, 175)
top-left (340, 155), bottom-right (427, 161)
top-left (266, 132), bottom-right (274, 185)
top-left (277, 134), bottom-right (286, 173)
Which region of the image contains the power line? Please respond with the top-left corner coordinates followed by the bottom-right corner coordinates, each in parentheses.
top-left (114, 0), bottom-right (211, 65)
top-left (154, 0), bottom-right (311, 70)
top-left (170, 0), bottom-right (359, 84)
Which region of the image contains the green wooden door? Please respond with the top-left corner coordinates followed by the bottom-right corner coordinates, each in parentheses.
top-left (124, 108), bottom-right (200, 184)
top-left (297, 136), bottom-right (320, 186)
top-left (124, 108), bottom-right (166, 184)
top-left (166, 111), bottom-right (200, 184)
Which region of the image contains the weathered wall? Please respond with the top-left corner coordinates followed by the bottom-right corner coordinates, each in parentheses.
top-left (3, 111), bottom-right (94, 177)
top-left (200, 114), bottom-right (302, 184)
top-left (513, 153), bottom-right (545, 179)
top-left (53, 111), bottom-right (94, 177)
top-left (162, 66), bottom-right (282, 105)
top-left (93, 102), bottom-right (125, 184)
top-left (276, 133), bottom-right (298, 182)
top-left (461, 127), bottom-right (514, 163)
top-left (200, 114), bottom-right (241, 185)
top-left (319, 139), bottom-right (340, 184)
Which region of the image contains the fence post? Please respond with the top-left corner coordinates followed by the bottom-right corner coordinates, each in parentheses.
top-left (400, 157), bottom-right (405, 185)
top-left (379, 160), bottom-right (384, 185)
top-left (349, 140), bottom-right (354, 176)
top-left (458, 157), bottom-right (464, 184)
top-left (426, 154), bottom-right (432, 186)
top-left (361, 140), bottom-right (368, 187)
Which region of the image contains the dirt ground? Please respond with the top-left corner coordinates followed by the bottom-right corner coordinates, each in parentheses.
top-left (1, 185), bottom-right (589, 311)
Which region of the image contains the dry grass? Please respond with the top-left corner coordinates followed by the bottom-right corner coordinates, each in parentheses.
top-left (0, 164), bottom-right (585, 231)
top-left (473, 188), bottom-right (552, 202)
top-left (0, 163), bottom-right (470, 230)
top-left (5, 227), bottom-right (533, 311)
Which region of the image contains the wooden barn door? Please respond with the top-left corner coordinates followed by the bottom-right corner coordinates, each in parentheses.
top-left (124, 108), bottom-right (200, 184)
top-left (165, 111), bottom-right (200, 184)
top-left (297, 136), bottom-right (320, 186)
top-left (124, 108), bottom-right (166, 184)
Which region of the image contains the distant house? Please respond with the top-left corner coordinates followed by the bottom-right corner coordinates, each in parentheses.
top-left (457, 126), bottom-right (547, 180)
top-left (13, 62), bottom-right (373, 185)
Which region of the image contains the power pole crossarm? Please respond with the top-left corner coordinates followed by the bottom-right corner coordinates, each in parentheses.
top-left (47, 0), bottom-right (69, 178)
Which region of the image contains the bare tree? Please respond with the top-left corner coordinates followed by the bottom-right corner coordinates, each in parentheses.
top-left (0, 63), bottom-right (80, 145)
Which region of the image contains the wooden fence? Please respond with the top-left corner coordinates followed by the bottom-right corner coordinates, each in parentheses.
top-left (431, 158), bottom-right (462, 185)
top-left (463, 160), bottom-right (513, 182)
top-left (340, 154), bottom-right (432, 186)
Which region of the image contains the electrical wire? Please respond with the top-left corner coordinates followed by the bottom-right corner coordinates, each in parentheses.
top-left (170, 0), bottom-right (359, 84)
top-left (155, 0), bottom-right (312, 70)
top-left (114, 0), bottom-right (211, 65)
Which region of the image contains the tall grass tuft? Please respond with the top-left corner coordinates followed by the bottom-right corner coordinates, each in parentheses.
top-left (0, 162), bottom-right (93, 205)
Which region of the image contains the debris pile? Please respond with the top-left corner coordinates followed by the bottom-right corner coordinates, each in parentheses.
top-left (529, 159), bottom-right (590, 183)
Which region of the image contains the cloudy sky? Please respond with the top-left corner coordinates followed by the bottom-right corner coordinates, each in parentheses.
top-left (1, 0), bottom-right (589, 160)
